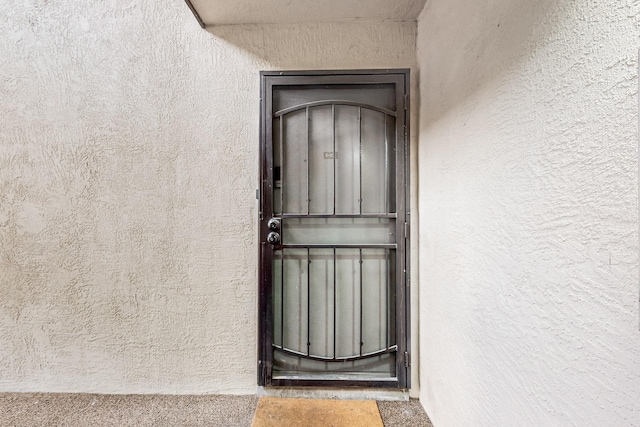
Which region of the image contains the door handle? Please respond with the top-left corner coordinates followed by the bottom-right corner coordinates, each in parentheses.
top-left (267, 232), bottom-right (280, 245)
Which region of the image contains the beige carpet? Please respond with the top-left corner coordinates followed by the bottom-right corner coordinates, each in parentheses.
top-left (252, 397), bottom-right (384, 427)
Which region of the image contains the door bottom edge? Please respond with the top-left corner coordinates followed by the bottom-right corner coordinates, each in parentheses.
top-left (256, 386), bottom-right (409, 401)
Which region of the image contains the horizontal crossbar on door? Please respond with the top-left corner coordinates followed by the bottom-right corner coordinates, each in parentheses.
top-left (280, 214), bottom-right (397, 219)
top-left (278, 244), bottom-right (397, 249)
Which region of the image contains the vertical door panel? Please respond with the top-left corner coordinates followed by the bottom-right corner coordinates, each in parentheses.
top-left (335, 106), bottom-right (360, 214)
top-left (308, 249), bottom-right (335, 360)
top-left (361, 109), bottom-right (391, 214)
top-left (361, 249), bottom-right (394, 354)
top-left (334, 248), bottom-right (361, 359)
top-left (282, 249), bottom-right (308, 353)
top-left (282, 111), bottom-right (308, 214)
top-left (308, 106), bottom-right (334, 215)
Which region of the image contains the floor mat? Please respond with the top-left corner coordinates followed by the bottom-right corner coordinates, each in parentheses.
top-left (251, 396), bottom-right (384, 427)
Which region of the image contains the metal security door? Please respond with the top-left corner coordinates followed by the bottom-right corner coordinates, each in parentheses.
top-left (259, 70), bottom-right (409, 388)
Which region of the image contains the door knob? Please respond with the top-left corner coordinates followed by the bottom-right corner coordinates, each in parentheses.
top-left (267, 218), bottom-right (280, 231)
top-left (267, 232), bottom-right (280, 245)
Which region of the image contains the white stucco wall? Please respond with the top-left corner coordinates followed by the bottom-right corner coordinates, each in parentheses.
top-left (417, 0), bottom-right (639, 425)
top-left (0, 1), bottom-right (417, 394)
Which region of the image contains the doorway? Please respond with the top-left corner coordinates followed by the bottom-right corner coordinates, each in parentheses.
top-left (258, 70), bottom-right (410, 388)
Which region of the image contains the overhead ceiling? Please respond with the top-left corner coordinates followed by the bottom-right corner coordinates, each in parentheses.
top-left (185, 0), bottom-right (428, 28)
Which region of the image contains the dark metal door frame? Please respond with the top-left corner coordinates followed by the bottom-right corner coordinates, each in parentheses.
top-left (258, 69), bottom-right (410, 389)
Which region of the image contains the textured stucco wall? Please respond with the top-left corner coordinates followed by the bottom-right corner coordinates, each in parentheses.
top-left (417, 0), bottom-right (640, 425)
top-left (0, 0), bottom-right (416, 393)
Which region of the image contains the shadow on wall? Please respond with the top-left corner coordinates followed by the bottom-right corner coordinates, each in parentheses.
top-left (205, 21), bottom-right (418, 71)
top-left (419, 0), bottom-right (561, 125)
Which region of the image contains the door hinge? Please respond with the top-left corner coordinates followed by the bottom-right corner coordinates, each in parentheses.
top-left (404, 351), bottom-right (411, 368)
top-left (403, 94), bottom-right (408, 110)
top-left (404, 222), bottom-right (409, 239)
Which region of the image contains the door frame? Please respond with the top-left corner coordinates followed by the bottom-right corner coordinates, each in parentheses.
top-left (258, 69), bottom-right (410, 389)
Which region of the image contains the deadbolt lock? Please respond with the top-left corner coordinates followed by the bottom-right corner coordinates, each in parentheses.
top-left (267, 232), bottom-right (280, 245)
top-left (267, 218), bottom-right (281, 231)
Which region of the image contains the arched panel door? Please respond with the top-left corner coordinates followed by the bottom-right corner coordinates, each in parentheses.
top-left (259, 70), bottom-right (410, 388)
